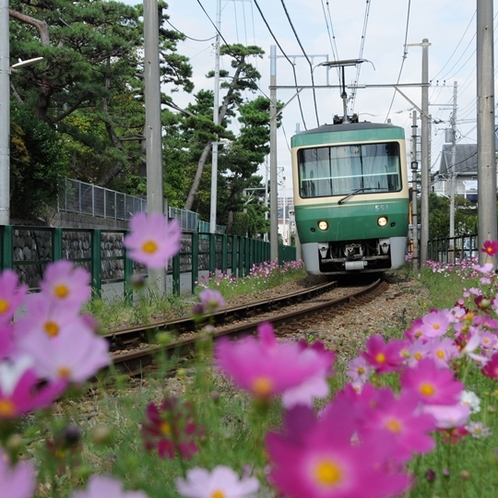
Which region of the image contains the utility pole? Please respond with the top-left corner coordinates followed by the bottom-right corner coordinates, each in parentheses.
top-left (0, 0), bottom-right (10, 225)
top-left (477, 0), bottom-right (497, 264)
top-left (144, 0), bottom-right (166, 293)
top-left (209, 0), bottom-right (221, 234)
top-left (411, 111), bottom-right (419, 269)
top-left (420, 39), bottom-right (431, 264)
top-left (449, 82), bottom-right (457, 263)
top-left (269, 45), bottom-right (279, 261)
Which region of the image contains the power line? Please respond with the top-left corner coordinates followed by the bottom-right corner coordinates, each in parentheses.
top-left (279, 0), bottom-right (320, 126)
top-left (165, 18), bottom-right (216, 42)
top-left (384, 0), bottom-right (412, 123)
top-left (349, 0), bottom-right (372, 112)
top-left (253, 0), bottom-right (308, 129)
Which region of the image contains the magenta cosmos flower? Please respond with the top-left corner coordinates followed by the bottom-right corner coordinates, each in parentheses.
top-left (482, 240), bottom-right (498, 257)
top-left (0, 270), bottom-right (27, 325)
top-left (70, 475), bottom-right (148, 498)
top-left (355, 386), bottom-right (436, 461)
top-left (215, 322), bottom-right (334, 399)
top-left (0, 449), bottom-right (36, 498)
top-left (400, 358), bottom-right (463, 406)
top-left (40, 260), bottom-right (91, 310)
top-left (361, 334), bottom-right (406, 374)
top-left (142, 397), bottom-right (202, 460)
top-left (266, 404), bottom-right (412, 498)
top-left (176, 466), bottom-right (259, 498)
top-left (124, 212), bottom-right (181, 269)
top-left (0, 356), bottom-right (67, 419)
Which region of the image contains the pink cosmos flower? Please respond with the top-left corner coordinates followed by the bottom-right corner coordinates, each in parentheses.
top-left (176, 466), bottom-right (259, 498)
top-left (0, 449), bottom-right (36, 498)
top-left (265, 404), bottom-right (412, 498)
top-left (0, 323), bottom-right (14, 360)
top-left (400, 358), bottom-right (463, 406)
top-left (363, 389), bottom-right (436, 461)
top-left (215, 322), bottom-right (334, 400)
top-left (70, 475), bottom-right (148, 498)
top-left (0, 270), bottom-right (27, 324)
top-left (427, 337), bottom-right (459, 368)
top-left (346, 356), bottom-right (374, 385)
top-left (481, 240), bottom-right (498, 256)
top-left (282, 341), bottom-right (335, 408)
top-left (422, 402), bottom-right (470, 429)
top-left (197, 289), bottom-right (226, 314)
top-left (124, 212), bottom-right (181, 269)
top-left (404, 338), bottom-right (431, 367)
top-left (404, 318), bottom-right (425, 342)
top-left (361, 334), bottom-right (406, 374)
top-left (15, 292), bottom-right (83, 341)
top-left (0, 356), bottom-right (67, 418)
top-left (420, 310), bottom-right (449, 338)
top-left (40, 260), bottom-right (91, 310)
top-left (19, 323), bottom-right (110, 383)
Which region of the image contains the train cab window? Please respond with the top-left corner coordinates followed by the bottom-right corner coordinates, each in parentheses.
top-left (298, 142), bottom-right (402, 198)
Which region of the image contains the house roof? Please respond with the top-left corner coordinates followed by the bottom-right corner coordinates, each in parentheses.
top-left (439, 143), bottom-right (477, 176)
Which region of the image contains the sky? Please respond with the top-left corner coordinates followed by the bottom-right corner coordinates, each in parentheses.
top-left (134, 0), bottom-right (492, 193)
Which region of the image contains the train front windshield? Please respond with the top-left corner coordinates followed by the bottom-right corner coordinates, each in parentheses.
top-left (298, 142), bottom-right (402, 198)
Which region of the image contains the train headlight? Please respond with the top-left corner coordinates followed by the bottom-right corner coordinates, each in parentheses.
top-left (318, 220), bottom-right (328, 231)
top-left (377, 216), bottom-right (388, 227)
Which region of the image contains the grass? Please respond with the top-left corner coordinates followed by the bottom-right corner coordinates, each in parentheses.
top-left (16, 257), bottom-right (498, 497)
top-left (84, 260), bottom-right (307, 331)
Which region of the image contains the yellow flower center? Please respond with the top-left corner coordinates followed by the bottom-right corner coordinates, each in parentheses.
top-left (58, 366), bottom-right (71, 378)
top-left (414, 352), bottom-right (422, 360)
top-left (0, 399), bottom-right (15, 417)
top-left (357, 367), bottom-right (365, 375)
top-left (314, 459), bottom-right (343, 487)
top-left (385, 418), bottom-right (402, 433)
top-left (375, 353), bottom-right (386, 363)
top-left (160, 422), bottom-right (171, 435)
top-left (44, 321), bottom-right (59, 337)
top-left (433, 323), bottom-right (440, 330)
top-left (420, 383), bottom-right (435, 396)
top-left (54, 284), bottom-right (69, 299)
top-left (436, 350), bottom-right (445, 359)
top-left (252, 376), bottom-right (274, 397)
top-left (211, 491), bottom-right (225, 498)
top-left (142, 240), bottom-right (158, 254)
top-left (0, 299), bottom-right (9, 314)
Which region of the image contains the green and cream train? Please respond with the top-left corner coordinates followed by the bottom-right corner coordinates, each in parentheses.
top-left (291, 120), bottom-right (410, 275)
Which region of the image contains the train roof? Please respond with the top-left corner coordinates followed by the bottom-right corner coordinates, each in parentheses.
top-left (291, 121), bottom-right (405, 148)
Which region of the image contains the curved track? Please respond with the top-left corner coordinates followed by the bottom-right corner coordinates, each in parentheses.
top-left (104, 277), bottom-right (388, 376)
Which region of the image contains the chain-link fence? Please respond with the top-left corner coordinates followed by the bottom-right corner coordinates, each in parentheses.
top-left (58, 177), bottom-right (146, 221)
top-left (58, 177), bottom-right (228, 233)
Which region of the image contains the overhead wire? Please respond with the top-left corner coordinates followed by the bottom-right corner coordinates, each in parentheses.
top-left (252, 0), bottom-right (308, 129)
top-left (279, 0), bottom-right (320, 127)
top-left (321, 0), bottom-right (341, 84)
top-left (384, 0), bottom-right (412, 123)
top-left (349, 0), bottom-right (372, 112)
top-left (165, 18), bottom-right (217, 42)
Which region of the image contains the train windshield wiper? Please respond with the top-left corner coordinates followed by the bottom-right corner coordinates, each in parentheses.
top-left (338, 187), bottom-right (386, 205)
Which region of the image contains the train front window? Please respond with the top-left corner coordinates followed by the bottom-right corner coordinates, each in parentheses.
top-left (298, 142), bottom-right (401, 198)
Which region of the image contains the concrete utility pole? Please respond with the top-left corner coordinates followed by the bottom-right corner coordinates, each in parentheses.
top-left (449, 82), bottom-right (458, 263)
top-left (269, 45), bottom-right (279, 261)
top-left (420, 39), bottom-right (431, 264)
top-left (477, 0), bottom-right (497, 264)
top-left (411, 111), bottom-right (419, 269)
top-left (0, 0), bottom-right (10, 225)
top-left (144, 0), bottom-right (166, 293)
top-left (209, 0), bottom-right (221, 234)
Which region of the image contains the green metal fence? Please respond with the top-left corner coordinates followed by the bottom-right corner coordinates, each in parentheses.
top-left (0, 225), bottom-right (297, 300)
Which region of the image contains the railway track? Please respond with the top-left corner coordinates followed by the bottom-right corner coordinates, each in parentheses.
top-left (103, 277), bottom-right (389, 377)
